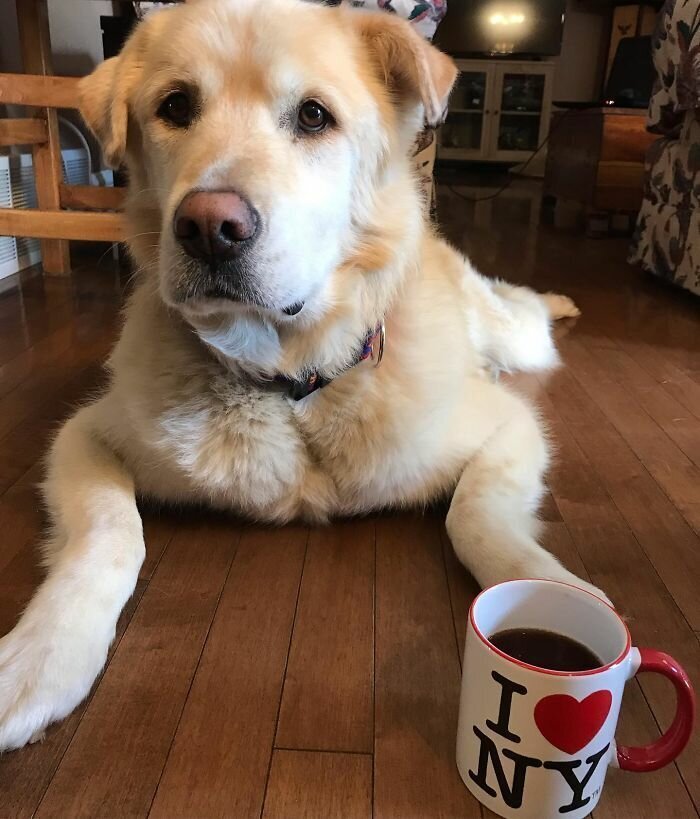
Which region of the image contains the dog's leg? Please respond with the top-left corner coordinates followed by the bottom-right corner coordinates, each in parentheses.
top-left (466, 269), bottom-right (580, 374)
top-left (0, 402), bottom-right (143, 751)
top-left (490, 281), bottom-right (580, 323)
top-left (446, 387), bottom-right (610, 604)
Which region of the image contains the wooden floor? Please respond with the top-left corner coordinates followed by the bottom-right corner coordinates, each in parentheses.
top-left (0, 184), bottom-right (699, 818)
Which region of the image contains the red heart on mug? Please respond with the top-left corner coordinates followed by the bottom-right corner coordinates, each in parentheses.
top-left (534, 690), bottom-right (612, 754)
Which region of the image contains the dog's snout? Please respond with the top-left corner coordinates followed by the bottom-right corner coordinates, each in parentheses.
top-left (174, 191), bottom-right (259, 261)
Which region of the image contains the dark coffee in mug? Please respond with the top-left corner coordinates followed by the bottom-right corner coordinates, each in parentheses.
top-left (489, 627), bottom-right (602, 672)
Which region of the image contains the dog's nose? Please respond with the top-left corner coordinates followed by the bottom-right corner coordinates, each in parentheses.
top-left (173, 190), bottom-right (259, 261)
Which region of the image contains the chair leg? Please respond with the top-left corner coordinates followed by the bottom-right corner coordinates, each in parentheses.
top-left (16, 0), bottom-right (71, 275)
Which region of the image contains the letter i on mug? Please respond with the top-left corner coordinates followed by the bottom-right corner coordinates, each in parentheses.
top-left (456, 580), bottom-right (695, 819)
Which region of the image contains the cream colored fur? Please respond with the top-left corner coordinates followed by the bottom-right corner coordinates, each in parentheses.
top-left (0, 0), bottom-right (603, 751)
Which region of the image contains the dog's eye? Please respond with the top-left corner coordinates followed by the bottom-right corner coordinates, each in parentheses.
top-left (157, 91), bottom-right (193, 128)
top-left (298, 100), bottom-right (331, 133)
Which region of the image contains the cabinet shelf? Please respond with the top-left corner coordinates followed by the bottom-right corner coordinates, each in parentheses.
top-left (438, 59), bottom-right (554, 163)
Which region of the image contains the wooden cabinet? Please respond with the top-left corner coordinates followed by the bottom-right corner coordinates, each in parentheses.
top-left (438, 59), bottom-right (555, 163)
top-left (544, 107), bottom-right (657, 213)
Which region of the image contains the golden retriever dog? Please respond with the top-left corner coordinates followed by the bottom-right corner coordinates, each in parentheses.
top-left (0, 0), bottom-right (607, 750)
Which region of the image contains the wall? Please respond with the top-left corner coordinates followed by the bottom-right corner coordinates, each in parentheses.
top-left (554, 0), bottom-right (610, 102)
top-left (0, 0), bottom-right (113, 76)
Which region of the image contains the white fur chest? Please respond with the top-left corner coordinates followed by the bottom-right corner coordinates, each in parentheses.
top-left (142, 375), bottom-right (324, 520)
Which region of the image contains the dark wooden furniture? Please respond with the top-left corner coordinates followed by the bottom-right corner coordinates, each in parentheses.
top-left (544, 107), bottom-right (657, 224)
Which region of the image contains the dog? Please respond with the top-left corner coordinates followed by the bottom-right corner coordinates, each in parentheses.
top-left (0, 0), bottom-right (607, 751)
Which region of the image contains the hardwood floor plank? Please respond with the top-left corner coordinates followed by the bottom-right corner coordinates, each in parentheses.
top-left (0, 283), bottom-right (27, 327)
top-left (440, 526), bottom-right (480, 668)
top-left (585, 343), bottom-right (700, 468)
top-left (678, 503), bottom-right (700, 538)
top-left (540, 367), bottom-right (700, 629)
top-left (0, 362), bottom-right (108, 497)
top-left (0, 323), bottom-right (74, 400)
top-left (0, 328), bottom-right (113, 441)
top-left (0, 286), bottom-right (75, 366)
top-left (276, 519), bottom-right (374, 754)
top-left (0, 581), bottom-right (147, 819)
top-left (262, 750), bottom-right (372, 819)
top-left (539, 487), bottom-right (563, 522)
top-left (612, 336), bottom-right (700, 423)
top-left (560, 337), bottom-right (700, 523)
top-left (540, 385), bottom-right (700, 807)
top-left (374, 512), bottom-right (481, 819)
top-left (139, 512), bottom-right (179, 581)
top-left (539, 519), bottom-right (589, 577)
top-left (34, 518), bottom-right (239, 819)
top-left (570, 267), bottom-right (700, 386)
top-left (0, 261), bottom-right (120, 370)
top-left (0, 462), bottom-right (44, 582)
top-left (148, 524), bottom-right (307, 819)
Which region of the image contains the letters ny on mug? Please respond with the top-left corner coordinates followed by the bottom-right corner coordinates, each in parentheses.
top-left (469, 670), bottom-right (612, 814)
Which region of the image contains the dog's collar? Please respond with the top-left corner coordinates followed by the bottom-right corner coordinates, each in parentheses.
top-left (274, 322), bottom-right (385, 401)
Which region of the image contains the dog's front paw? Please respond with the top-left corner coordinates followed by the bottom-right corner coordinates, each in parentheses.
top-left (509, 552), bottom-right (614, 608)
top-left (538, 565), bottom-right (613, 608)
top-left (562, 575), bottom-right (613, 608)
top-left (0, 624), bottom-right (104, 752)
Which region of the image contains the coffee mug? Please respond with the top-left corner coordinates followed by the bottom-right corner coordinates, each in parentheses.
top-left (456, 579), bottom-right (695, 819)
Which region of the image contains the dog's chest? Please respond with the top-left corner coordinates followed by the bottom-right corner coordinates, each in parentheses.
top-left (152, 377), bottom-right (311, 508)
top-left (148, 375), bottom-right (387, 517)
top-left (289, 379), bottom-right (457, 513)
top-left (133, 360), bottom-right (455, 519)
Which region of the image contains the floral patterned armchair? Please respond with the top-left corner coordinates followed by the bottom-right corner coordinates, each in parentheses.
top-left (322, 0), bottom-right (447, 39)
top-left (628, 0), bottom-right (700, 296)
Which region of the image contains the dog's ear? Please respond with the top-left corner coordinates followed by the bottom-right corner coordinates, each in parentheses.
top-left (79, 58), bottom-right (126, 168)
top-left (79, 35), bottom-right (146, 168)
top-left (354, 12), bottom-right (457, 127)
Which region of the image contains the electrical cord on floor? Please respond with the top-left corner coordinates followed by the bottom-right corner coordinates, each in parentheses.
top-left (447, 107), bottom-right (577, 203)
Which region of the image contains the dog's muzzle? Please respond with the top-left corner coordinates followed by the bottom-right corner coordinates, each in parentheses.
top-left (174, 189), bottom-right (260, 263)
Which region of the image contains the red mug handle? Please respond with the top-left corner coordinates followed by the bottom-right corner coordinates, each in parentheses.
top-left (617, 648), bottom-right (695, 772)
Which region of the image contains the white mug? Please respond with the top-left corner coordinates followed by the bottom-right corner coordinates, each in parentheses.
top-left (456, 579), bottom-right (695, 819)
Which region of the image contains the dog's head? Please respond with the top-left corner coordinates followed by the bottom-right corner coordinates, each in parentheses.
top-left (80, 0), bottom-right (455, 337)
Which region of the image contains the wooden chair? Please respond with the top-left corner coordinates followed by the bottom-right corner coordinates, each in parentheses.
top-left (0, 0), bottom-right (126, 276)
